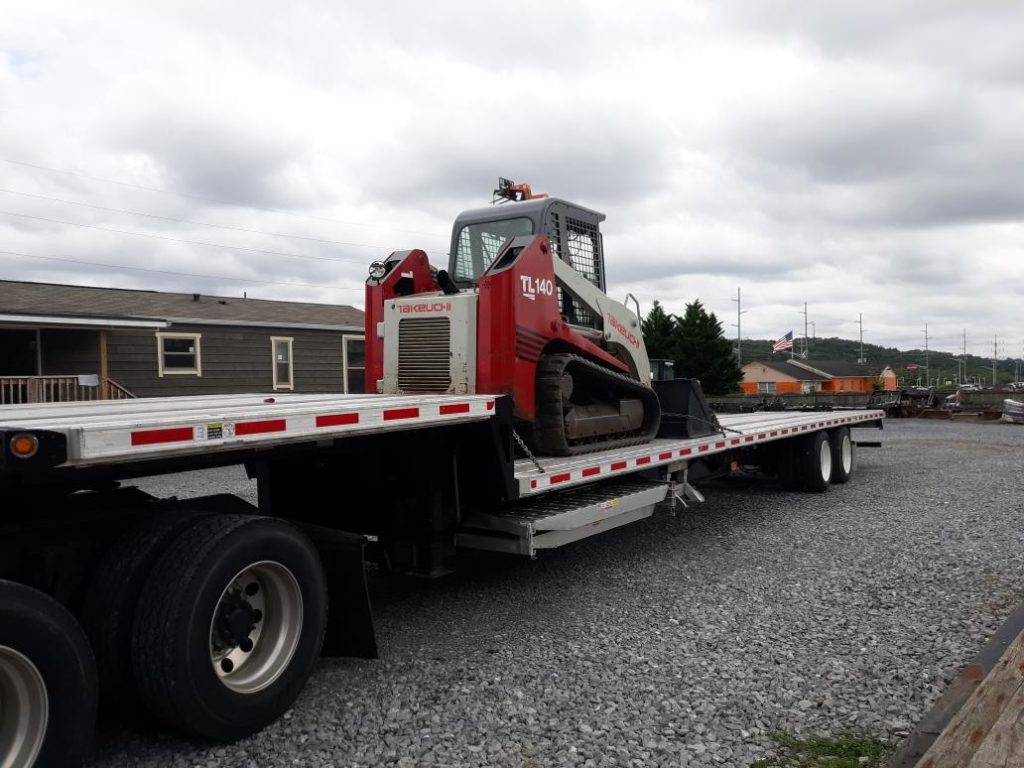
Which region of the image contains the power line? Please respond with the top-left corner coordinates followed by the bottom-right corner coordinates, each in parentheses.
top-left (0, 187), bottom-right (447, 251)
top-left (0, 248), bottom-right (363, 293)
top-left (0, 157), bottom-right (446, 239)
top-left (0, 209), bottom-right (386, 265)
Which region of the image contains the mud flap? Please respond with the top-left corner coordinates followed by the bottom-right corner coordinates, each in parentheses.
top-left (297, 523), bottom-right (378, 659)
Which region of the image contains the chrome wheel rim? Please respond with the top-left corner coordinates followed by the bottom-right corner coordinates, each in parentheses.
top-left (209, 561), bottom-right (303, 695)
top-left (0, 645), bottom-right (48, 768)
top-left (819, 440), bottom-right (833, 482)
top-left (841, 434), bottom-right (853, 473)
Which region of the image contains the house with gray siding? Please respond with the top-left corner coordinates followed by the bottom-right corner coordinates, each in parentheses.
top-left (0, 280), bottom-right (365, 403)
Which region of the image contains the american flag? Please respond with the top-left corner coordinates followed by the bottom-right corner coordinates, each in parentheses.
top-left (772, 331), bottom-right (794, 353)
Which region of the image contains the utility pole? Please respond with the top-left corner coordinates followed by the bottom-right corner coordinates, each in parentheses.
top-left (802, 302), bottom-right (809, 360)
top-left (731, 288), bottom-right (747, 366)
top-left (857, 313), bottom-right (865, 364)
top-left (923, 323), bottom-right (930, 387)
top-left (961, 329), bottom-right (967, 385)
top-left (992, 335), bottom-right (998, 385)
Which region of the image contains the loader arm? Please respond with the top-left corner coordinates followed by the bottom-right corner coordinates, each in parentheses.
top-left (551, 257), bottom-right (651, 383)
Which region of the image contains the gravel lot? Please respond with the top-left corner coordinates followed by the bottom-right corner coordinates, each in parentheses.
top-left (88, 419), bottom-right (1024, 767)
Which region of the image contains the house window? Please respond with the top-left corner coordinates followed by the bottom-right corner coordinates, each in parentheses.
top-left (343, 335), bottom-right (365, 394)
top-left (157, 333), bottom-right (201, 376)
top-left (757, 381), bottom-right (777, 394)
top-left (271, 337), bottom-right (294, 390)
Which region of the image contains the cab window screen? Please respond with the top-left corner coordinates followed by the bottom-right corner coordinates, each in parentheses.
top-left (453, 217), bottom-right (533, 283)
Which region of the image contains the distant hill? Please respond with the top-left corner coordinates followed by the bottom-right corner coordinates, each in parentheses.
top-left (740, 336), bottom-right (1020, 385)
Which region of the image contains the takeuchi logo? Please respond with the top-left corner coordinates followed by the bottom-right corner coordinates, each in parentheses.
top-left (606, 314), bottom-right (640, 348)
top-left (399, 302), bottom-right (452, 314)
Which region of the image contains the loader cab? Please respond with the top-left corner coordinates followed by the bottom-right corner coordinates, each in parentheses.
top-left (448, 198), bottom-right (607, 292)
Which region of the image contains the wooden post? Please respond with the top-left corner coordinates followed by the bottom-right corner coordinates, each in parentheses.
top-left (99, 330), bottom-right (109, 399)
top-left (915, 627), bottom-right (1024, 767)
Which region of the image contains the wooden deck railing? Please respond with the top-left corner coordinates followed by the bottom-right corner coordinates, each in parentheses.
top-left (0, 376), bottom-right (135, 404)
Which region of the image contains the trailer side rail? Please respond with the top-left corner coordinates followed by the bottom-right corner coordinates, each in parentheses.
top-left (513, 409), bottom-right (881, 496)
top-left (0, 393), bottom-right (496, 466)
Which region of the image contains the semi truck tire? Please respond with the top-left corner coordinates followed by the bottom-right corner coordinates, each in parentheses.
top-left (0, 580), bottom-right (97, 768)
top-left (797, 431), bottom-right (833, 493)
top-left (80, 510), bottom-right (211, 717)
top-left (131, 514), bottom-right (328, 740)
top-left (829, 427), bottom-right (854, 484)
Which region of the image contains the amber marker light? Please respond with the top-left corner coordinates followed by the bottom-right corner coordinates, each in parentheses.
top-left (9, 433), bottom-right (39, 459)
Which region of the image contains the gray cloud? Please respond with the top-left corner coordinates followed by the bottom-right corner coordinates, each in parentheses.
top-left (1, 2), bottom-right (1023, 356)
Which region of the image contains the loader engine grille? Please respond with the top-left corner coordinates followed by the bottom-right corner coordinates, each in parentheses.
top-left (398, 318), bottom-right (452, 392)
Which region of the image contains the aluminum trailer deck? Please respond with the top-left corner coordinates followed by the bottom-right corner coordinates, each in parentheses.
top-left (0, 395), bottom-right (880, 492)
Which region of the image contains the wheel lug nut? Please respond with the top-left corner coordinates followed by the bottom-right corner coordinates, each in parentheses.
top-left (239, 638), bottom-right (254, 653)
top-left (253, 609), bottom-right (263, 623)
top-left (245, 582), bottom-right (260, 596)
top-left (221, 658), bottom-right (234, 673)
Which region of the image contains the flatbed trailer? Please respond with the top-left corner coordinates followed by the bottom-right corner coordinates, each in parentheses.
top-left (0, 393), bottom-right (882, 767)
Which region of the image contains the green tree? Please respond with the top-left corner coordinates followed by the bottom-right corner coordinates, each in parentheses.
top-left (641, 300), bottom-right (678, 360)
top-left (673, 300), bottom-right (743, 394)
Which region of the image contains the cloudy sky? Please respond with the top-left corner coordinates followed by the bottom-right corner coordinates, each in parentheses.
top-left (1, 1), bottom-right (1021, 356)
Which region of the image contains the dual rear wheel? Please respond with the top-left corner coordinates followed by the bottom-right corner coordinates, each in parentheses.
top-left (94, 513), bottom-right (328, 740)
top-left (1, 513), bottom-right (328, 768)
top-left (776, 427), bottom-right (855, 492)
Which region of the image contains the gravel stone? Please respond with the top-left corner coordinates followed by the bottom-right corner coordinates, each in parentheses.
top-left (87, 419), bottom-right (1024, 767)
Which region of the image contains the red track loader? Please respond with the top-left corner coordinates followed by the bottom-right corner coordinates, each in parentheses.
top-left (365, 179), bottom-right (662, 456)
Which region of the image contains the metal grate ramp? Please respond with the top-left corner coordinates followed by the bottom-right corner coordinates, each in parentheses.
top-left (457, 479), bottom-right (668, 557)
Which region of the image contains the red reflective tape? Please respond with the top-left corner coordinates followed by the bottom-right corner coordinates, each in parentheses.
top-left (611, 461), bottom-right (628, 471)
top-left (550, 473), bottom-right (571, 484)
top-left (383, 407), bottom-right (420, 421)
top-left (659, 452), bottom-right (673, 460)
top-left (744, 435), bottom-right (754, 442)
top-left (582, 466), bottom-right (601, 477)
top-left (236, 419), bottom-right (286, 436)
top-left (715, 441), bottom-right (726, 448)
top-left (530, 479), bottom-right (537, 489)
top-left (758, 433), bottom-right (767, 439)
top-left (636, 456), bottom-right (651, 465)
top-left (731, 438), bottom-right (740, 445)
top-left (698, 445), bottom-right (710, 452)
top-left (131, 426), bottom-right (193, 446)
top-left (781, 429), bottom-right (789, 435)
top-left (439, 403), bottom-right (471, 415)
top-left (679, 448), bottom-right (692, 456)
top-left (316, 413), bottom-right (360, 428)
top-left (770, 431), bottom-right (778, 437)
top-left (486, 401), bottom-right (495, 410)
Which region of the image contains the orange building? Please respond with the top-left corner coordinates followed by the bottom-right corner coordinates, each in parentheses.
top-left (740, 360), bottom-right (829, 394)
top-left (740, 360), bottom-right (894, 395)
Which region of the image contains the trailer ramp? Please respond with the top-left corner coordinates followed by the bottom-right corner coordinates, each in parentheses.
top-left (458, 479), bottom-right (668, 556)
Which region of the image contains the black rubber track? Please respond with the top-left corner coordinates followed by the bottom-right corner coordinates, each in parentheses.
top-left (533, 353), bottom-right (661, 456)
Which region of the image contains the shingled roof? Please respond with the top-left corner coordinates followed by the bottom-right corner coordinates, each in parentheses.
top-left (746, 360), bottom-right (830, 381)
top-left (0, 280), bottom-right (363, 330)
top-left (790, 359), bottom-right (878, 378)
